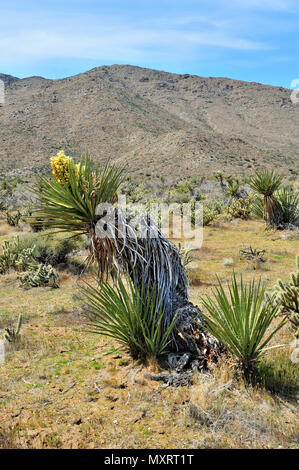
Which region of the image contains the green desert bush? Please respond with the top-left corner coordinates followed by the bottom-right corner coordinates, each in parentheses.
top-left (257, 352), bottom-right (299, 396)
top-left (200, 274), bottom-right (285, 380)
top-left (20, 232), bottom-right (83, 266)
top-left (81, 274), bottom-right (177, 360)
top-left (274, 255), bottom-right (299, 338)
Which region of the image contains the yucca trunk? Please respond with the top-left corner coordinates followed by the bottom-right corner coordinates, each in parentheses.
top-left (263, 195), bottom-right (282, 227)
top-left (90, 209), bottom-right (222, 364)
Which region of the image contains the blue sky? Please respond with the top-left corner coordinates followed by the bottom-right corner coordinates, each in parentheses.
top-left (0, 0), bottom-right (298, 87)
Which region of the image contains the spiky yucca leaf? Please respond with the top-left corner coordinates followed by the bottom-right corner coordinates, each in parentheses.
top-left (200, 274), bottom-right (285, 378)
top-left (33, 156), bottom-right (125, 235)
top-left (276, 187), bottom-right (299, 225)
top-left (249, 170), bottom-right (283, 227)
top-left (81, 274), bottom-right (178, 359)
top-left (249, 170), bottom-right (283, 196)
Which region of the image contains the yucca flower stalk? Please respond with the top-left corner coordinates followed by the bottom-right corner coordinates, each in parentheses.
top-left (249, 169), bottom-right (283, 227)
top-left (200, 274), bottom-right (285, 380)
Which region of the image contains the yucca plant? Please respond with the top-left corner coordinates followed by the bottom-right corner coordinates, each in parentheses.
top-left (276, 187), bottom-right (299, 225)
top-left (226, 178), bottom-right (240, 198)
top-left (200, 274), bottom-right (285, 380)
top-left (81, 274), bottom-right (178, 359)
top-left (34, 155), bottom-right (125, 235)
top-left (33, 154), bottom-right (125, 277)
top-left (33, 152), bottom-right (221, 360)
top-left (249, 170), bottom-right (283, 227)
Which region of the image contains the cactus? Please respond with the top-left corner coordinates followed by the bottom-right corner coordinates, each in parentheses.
top-left (5, 209), bottom-right (22, 227)
top-left (178, 242), bottom-right (192, 267)
top-left (274, 255), bottom-right (299, 338)
top-left (227, 196), bottom-right (253, 220)
top-left (19, 263), bottom-right (58, 288)
top-left (0, 237), bottom-right (20, 273)
top-left (0, 237), bottom-right (35, 274)
top-left (4, 314), bottom-right (23, 343)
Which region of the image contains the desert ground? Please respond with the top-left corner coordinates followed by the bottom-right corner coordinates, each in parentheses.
top-left (0, 209), bottom-right (298, 449)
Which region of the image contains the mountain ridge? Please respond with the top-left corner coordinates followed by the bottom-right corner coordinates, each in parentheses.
top-left (0, 64), bottom-right (298, 176)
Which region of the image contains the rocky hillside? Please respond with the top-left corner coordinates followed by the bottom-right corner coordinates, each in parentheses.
top-left (0, 74), bottom-right (19, 84)
top-left (0, 65), bottom-right (298, 177)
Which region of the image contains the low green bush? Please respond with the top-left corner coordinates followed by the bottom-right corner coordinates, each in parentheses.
top-left (20, 232), bottom-right (84, 266)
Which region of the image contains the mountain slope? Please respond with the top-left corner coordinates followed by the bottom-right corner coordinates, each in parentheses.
top-left (0, 73), bottom-right (19, 84)
top-left (0, 65), bottom-right (298, 176)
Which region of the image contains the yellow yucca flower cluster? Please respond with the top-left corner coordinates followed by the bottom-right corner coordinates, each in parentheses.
top-left (51, 150), bottom-right (73, 185)
top-left (51, 151), bottom-right (85, 185)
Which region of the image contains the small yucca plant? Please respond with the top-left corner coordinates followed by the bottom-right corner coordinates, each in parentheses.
top-left (276, 187), bottom-right (299, 225)
top-left (249, 170), bottom-right (283, 227)
top-left (200, 274), bottom-right (285, 380)
top-left (81, 274), bottom-right (178, 360)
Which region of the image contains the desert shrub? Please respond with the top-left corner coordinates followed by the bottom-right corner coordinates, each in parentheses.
top-left (81, 274), bottom-right (177, 360)
top-left (274, 255), bottom-right (299, 338)
top-left (209, 198), bottom-right (227, 215)
top-left (19, 263), bottom-right (58, 288)
top-left (20, 232), bottom-right (83, 266)
top-left (227, 196), bottom-right (252, 220)
top-left (239, 246), bottom-right (267, 270)
top-left (257, 352), bottom-right (299, 396)
top-left (200, 274), bottom-right (285, 380)
top-left (191, 204), bottom-right (218, 227)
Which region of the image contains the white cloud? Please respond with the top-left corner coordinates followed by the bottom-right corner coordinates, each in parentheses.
top-left (0, 13), bottom-right (266, 67)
